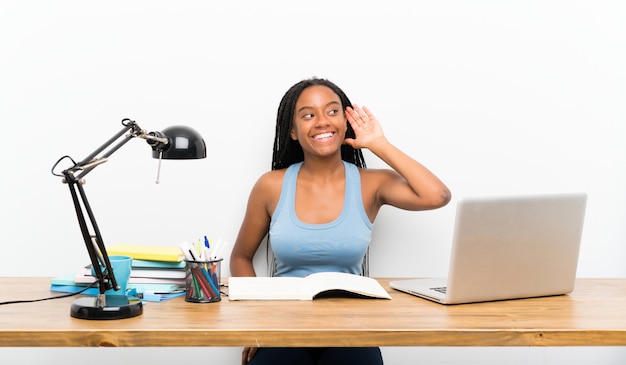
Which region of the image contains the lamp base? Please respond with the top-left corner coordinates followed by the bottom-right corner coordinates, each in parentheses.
top-left (70, 295), bottom-right (143, 320)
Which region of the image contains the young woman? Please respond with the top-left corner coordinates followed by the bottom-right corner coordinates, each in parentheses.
top-left (230, 78), bottom-right (451, 365)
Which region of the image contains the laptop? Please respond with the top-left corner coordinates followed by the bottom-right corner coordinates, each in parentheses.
top-left (390, 193), bottom-right (587, 304)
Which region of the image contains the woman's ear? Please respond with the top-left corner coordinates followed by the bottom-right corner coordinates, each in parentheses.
top-left (290, 128), bottom-right (297, 140)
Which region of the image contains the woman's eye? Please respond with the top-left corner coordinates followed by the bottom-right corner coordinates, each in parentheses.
top-left (328, 109), bottom-right (339, 116)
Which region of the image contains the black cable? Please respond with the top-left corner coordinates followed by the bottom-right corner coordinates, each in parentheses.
top-left (51, 155), bottom-right (76, 177)
top-left (0, 282), bottom-right (98, 306)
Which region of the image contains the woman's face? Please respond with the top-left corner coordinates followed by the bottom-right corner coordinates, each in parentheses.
top-left (290, 85), bottom-right (347, 158)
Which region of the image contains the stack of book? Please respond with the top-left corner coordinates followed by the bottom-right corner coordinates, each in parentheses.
top-left (50, 244), bottom-right (187, 302)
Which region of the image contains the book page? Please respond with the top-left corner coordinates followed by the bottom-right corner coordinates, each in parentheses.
top-left (228, 277), bottom-right (311, 300)
top-left (304, 272), bottom-right (391, 299)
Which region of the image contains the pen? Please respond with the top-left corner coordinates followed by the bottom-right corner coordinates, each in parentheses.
top-left (188, 249), bottom-right (198, 261)
top-left (201, 265), bottom-right (220, 298)
top-left (211, 262), bottom-right (219, 287)
top-left (193, 273), bottom-right (205, 299)
top-left (191, 265), bottom-right (214, 298)
top-left (179, 242), bottom-right (194, 261)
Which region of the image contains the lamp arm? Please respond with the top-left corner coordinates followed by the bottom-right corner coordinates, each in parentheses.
top-left (74, 120), bottom-right (138, 169)
top-left (64, 173), bottom-right (115, 296)
top-left (72, 119), bottom-right (167, 181)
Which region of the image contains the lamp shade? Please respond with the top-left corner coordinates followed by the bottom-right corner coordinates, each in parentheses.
top-left (150, 125), bottom-right (206, 159)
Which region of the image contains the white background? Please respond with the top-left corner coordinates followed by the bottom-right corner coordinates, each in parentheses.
top-left (1, 1), bottom-right (625, 364)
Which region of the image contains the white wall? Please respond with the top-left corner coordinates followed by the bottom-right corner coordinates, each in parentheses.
top-left (1, 1), bottom-right (625, 364)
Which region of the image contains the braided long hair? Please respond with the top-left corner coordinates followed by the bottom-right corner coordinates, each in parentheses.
top-left (271, 78), bottom-right (366, 170)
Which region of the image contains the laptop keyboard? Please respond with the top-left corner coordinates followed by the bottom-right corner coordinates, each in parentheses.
top-left (431, 287), bottom-right (447, 294)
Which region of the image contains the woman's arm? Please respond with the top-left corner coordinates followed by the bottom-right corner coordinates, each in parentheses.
top-left (229, 172), bottom-right (278, 277)
top-left (345, 105), bottom-right (451, 211)
top-left (231, 173), bottom-right (281, 364)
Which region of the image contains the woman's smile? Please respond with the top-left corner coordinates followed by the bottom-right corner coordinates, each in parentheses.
top-left (312, 131), bottom-right (336, 142)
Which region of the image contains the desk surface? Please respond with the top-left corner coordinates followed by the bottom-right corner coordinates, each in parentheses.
top-left (1, 277), bottom-right (625, 347)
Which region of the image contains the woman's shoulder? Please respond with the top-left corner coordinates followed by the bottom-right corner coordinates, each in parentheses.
top-left (246, 169), bottom-right (288, 214)
top-left (258, 168), bottom-right (287, 182)
top-left (251, 168), bottom-right (287, 194)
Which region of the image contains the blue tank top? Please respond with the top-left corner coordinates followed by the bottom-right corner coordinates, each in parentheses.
top-left (269, 161), bottom-right (373, 277)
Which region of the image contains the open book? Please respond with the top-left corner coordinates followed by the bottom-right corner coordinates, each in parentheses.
top-left (227, 272), bottom-right (391, 300)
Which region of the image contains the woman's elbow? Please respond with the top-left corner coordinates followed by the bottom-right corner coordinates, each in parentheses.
top-left (423, 188), bottom-right (452, 210)
top-left (438, 188), bottom-right (452, 208)
top-left (229, 254), bottom-right (256, 277)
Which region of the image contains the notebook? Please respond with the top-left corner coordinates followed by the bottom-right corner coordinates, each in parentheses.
top-left (390, 193), bottom-right (587, 304)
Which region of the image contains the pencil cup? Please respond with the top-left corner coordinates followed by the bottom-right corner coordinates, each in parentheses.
top-left (184, 259), bottom-right (222, 303)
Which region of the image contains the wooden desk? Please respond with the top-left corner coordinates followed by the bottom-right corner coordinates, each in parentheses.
top-left (1, 277), bottom-right (625, 347)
